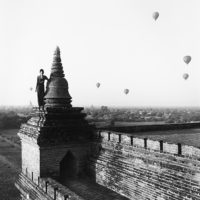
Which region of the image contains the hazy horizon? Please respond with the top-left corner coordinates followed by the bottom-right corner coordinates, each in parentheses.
top-left (1, 0), bottom-right (200, 107)
top-left (1, 104), bottom-right (200, 110)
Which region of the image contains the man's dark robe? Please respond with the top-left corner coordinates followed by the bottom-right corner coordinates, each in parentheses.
top-left (36, 75), bottom-right (48, 107)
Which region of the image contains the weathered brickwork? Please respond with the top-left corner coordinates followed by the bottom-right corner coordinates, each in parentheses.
top-left (15, 172), bottom-right (83, 200)
top-left (21, 139), bottom-right (40, 182)
top-left (40, 143), bottom-right (90, 177)
top-left (20, 137), bottom-right (90, 179)
top-left (88, 131), bottom-right (200, 200)
top-left (18, 124), bottom-right (200, 200)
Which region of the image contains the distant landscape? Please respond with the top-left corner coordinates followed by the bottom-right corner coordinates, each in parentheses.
top-left (1, 105), bottom-right (200, 147)
top-left (1, 105), bottom-right (200, 129)
top-left (1, 106), bottom-right (200, 199)
top-left (0, 106), bottom-right (31, 129)
top-left (84, 106), bottom-right (200, 127)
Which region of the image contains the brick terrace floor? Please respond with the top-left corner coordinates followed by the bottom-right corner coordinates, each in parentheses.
top-left (134, 128), bottom-right (200, 147)
top-left (63, 178), bottom-right (129, 200)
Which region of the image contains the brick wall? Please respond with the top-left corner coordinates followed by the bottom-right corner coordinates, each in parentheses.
top-left (19, 133), bottom-right (90, 181)
top-left (88, 131), bottom-right (200, 200)
top-left (21, 139), bottom-right (40, 182)
top-left (15, 172), bottom-right (83, 200)
top-left (40, 143), bottom-right (90, 177)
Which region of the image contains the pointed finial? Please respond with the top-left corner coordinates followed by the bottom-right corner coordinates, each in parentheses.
top-left (55, 46), bottom-right (60, 53)
top-left (50, 46), bottom-right (64, 78)
top-left (54, 46), bottom-right (60, 57)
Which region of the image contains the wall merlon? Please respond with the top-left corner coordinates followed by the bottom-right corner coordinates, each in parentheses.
top-left (133, 138), bottom-right (144, 148)
top-left (121, 134), bottom-right (130, 145)
top-left (163, 142), bottom-right (178, 154)
top-left (147, 140), bottom-right (160, 151)
top-left (182, 145), bottom-right (200, 158)
top-left (110, 133), bottom-right (119, 143)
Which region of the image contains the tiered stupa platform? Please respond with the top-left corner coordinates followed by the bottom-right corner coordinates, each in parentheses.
top-left (16, 47), bottom-right (95, 198)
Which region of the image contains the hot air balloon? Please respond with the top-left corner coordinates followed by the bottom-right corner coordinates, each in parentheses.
top-left (152, 12), bottom-right (159, 21)
top-left (183, 73), bottom-right (189, 80)
top-left (124, 89), bottom-right (129, 95)
top-left (96, 82), bottom-right (100, 88)
top-left (183, 56), bottom-right (191, 64)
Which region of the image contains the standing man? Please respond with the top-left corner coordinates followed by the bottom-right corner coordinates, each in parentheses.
top-left (35, 69), bottom-right (49, 110)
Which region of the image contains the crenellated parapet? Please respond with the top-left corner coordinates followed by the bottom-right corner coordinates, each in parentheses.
top-left (88, 130), bottom-right (200, 199)
top-left (97, 130), bottom-right (200, 159)
top-left (15, 170), bottom-right (83, 200)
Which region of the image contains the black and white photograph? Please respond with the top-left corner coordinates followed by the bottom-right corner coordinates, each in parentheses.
top-left (1, 0), bottom-right (200, 199)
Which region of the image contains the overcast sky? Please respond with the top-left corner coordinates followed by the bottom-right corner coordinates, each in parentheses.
top-left (1, 0), bottom-right (200, 107)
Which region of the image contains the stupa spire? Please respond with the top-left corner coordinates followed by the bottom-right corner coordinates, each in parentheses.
top-left (50, 46), bottom-right (64, 78)
top-left (54, 46), bottom-right (60, 56)
top-left (44, 47), bottom-right (72, 108)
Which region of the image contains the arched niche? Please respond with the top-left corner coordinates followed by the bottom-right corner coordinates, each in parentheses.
top-left (60, 151), bottom-right (77, 182)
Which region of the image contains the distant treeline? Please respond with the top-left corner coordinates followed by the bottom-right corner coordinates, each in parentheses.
top-left (0, 106), bottom-right (32, 115)
top-left (0, 111), bottom-right (31, 129)
top-left (84, 106), bottom-right (200, 124)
